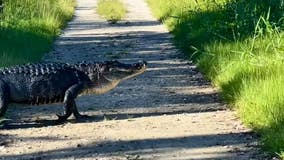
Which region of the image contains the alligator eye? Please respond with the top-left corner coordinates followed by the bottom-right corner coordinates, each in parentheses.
top-left (109, 68), bottom-right (113, 71)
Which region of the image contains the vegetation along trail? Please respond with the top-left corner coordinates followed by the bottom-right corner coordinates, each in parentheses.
top-left (0, 0), bottom-right (268, 159)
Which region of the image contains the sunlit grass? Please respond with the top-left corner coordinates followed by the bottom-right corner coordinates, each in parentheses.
top-left (0, 0), bottom-right (75, 67)
top-left (147, 0), bottom-right (284, 156)
top-left (97, 0), bottom-right (127, 24)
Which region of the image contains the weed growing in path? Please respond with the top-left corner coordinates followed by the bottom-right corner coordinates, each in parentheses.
top-left (97, 0), bottom-right (127, 24)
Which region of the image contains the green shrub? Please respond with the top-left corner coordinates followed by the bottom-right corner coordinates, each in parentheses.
top-left (0, 0), bottom-right (75, 66)
top-left (97, 0), bottom-right (127, 24)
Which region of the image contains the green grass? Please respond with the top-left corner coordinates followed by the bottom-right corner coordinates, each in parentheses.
top-left (147, 0), bottom-right (284, 157)
top-left (0, 0), bottom-right (75, 67)
top-left (97, 0), bottom-right (127, 24)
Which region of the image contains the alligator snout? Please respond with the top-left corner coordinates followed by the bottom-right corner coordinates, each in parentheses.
top-left (134, 61), bottom-right (147, 70)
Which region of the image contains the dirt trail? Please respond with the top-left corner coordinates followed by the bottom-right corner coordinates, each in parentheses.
top-left (0, 0), bottom-right (266, 159)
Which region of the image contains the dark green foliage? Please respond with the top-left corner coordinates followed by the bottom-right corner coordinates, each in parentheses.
top-left (0, 0), bottom-right (75, 67)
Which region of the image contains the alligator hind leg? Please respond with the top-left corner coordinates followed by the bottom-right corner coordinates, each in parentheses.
top-left (0, 81), bottom-right (8, 118)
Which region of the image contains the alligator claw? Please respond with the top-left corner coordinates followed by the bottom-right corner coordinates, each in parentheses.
top-left (74, 114), bottom-right (89, 119)
top-left (56, 114), bottom-right (68, 123)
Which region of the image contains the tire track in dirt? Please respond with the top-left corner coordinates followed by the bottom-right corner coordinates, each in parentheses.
top-left (0, 0), bottom-right (267, 159)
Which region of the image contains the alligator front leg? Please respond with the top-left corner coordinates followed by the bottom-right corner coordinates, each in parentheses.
top-left (57, 83), bottom-right (83, 122)
top-left (0, 80), bottom-right (8, 118)
top-left (56, 103), bottom-right (72, 122)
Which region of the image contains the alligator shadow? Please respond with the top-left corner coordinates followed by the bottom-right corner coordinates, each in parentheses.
top-left (1, 93), bottom-right (225, 130)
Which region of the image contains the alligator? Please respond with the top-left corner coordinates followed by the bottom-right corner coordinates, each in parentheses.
top-left (0, 60), bottom-right (147, 122)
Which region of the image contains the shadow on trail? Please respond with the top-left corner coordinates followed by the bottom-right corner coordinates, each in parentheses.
top-left (2, 103), bottom-right (224, 130)
top-left (65, 20), bottom-right (162, 31)
top-left (49, 31), bottom-right (175, 61)
top-left (0, 132), bottom-right (260, 160)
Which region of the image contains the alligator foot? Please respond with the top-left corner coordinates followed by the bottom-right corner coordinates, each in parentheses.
top-left (0, 117), bottom-right (9, 128)
top-left (74, 113), bottom-right (90, 119)
top-left (56, 114), bottom-right (69, 123)
top-left (72, 102), bottom-right (89, 119)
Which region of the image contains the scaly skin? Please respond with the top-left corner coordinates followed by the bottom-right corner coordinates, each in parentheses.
top-left (0, 60), bottom-right (147, 122)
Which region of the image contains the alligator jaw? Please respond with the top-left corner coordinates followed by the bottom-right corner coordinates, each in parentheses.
top-left (122, 65), bottom-right (146, 81)
top-left (80, 80), bottom-right (120, 95)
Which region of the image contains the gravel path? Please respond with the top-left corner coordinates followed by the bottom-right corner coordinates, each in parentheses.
top-left (0, 0), bottom-right (267, 159)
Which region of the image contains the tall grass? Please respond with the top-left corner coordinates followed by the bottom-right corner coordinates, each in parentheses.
top-left (97, 0), bottom-right (127, 24)
top-left (147, 0), bottom-right (284, 156)
top-left (0, 0), bottom-right (75, 67)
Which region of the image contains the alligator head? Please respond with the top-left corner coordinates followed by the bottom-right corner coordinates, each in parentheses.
top-left (77, 60), bottom-right (147, 94)
top-left (101, 60), bottom-right (147, 82)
